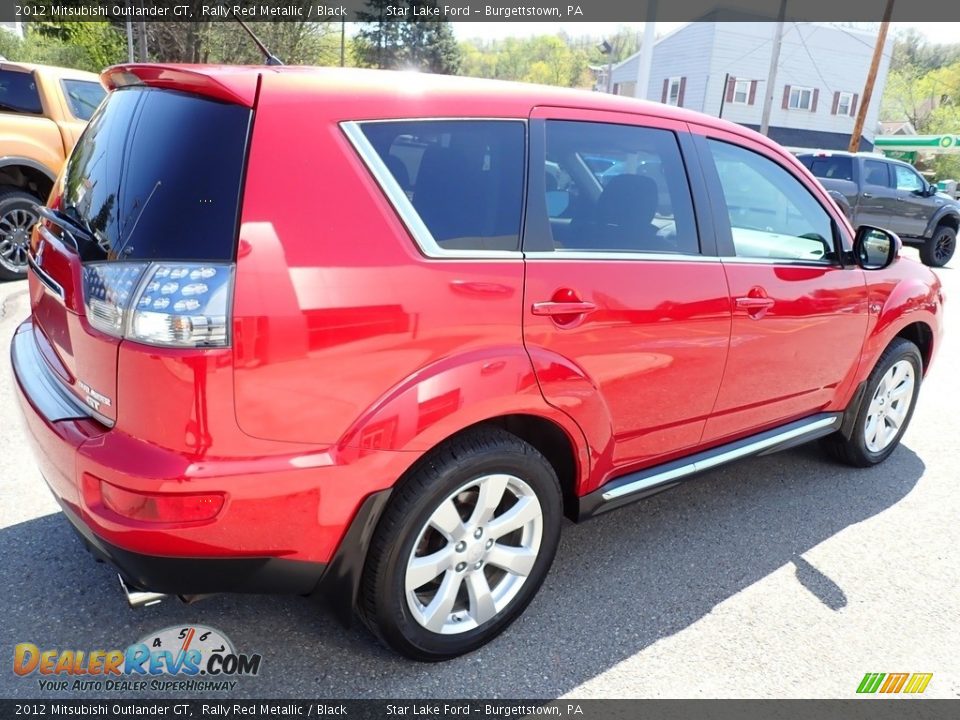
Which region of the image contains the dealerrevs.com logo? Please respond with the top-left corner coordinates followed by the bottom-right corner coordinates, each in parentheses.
top-left (13, 625), bottom-right (262, 693)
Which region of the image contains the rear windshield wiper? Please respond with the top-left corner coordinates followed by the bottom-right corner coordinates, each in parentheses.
top-left (33, 205), bottom-right (93, 252)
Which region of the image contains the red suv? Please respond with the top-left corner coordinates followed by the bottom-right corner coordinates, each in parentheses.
top-left (12, 65), bottom-right (944, 660)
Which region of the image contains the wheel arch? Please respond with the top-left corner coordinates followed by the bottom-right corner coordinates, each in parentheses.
top-left (923, 208), bottom-right (959, 237)
top-left (0, 157), bottom-right (56, 202)
top-left (894, 320), bottom-right (934, 374)
top-left (318, 411), bottom-right (587, 626)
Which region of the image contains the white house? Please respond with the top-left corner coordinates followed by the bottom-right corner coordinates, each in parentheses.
top-left (0, 21), bottom-right (23, 39)
top-left (610, 22), bottom-right (892, 151)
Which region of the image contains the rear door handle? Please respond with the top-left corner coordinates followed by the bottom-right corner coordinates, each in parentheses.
top-left (735, 297), bottom-right (775, 309)
top-left (531, 300), bottom-right (597, 316)
top-left (862, 192), bottom-right (873, 198)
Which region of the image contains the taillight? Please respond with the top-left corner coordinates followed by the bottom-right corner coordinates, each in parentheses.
top-left (99, 479), bottom-right (225, 523)
top-left (82, 262), bottom-right (233, 348)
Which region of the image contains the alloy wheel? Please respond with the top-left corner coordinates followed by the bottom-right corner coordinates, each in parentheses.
top-left (934, 231), bottom-right (955, 265)
top-left (864, 360), bottom-right (915, 453)
top-left (0, 205), bottom-right (38, 274)
top-left (405, 473), bottom-right (543, 635)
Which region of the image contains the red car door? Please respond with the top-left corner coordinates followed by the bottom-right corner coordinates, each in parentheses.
top-left (522, 107), bottom-right (731, 491)
top-left (691, 128), bottom-right (869, 443)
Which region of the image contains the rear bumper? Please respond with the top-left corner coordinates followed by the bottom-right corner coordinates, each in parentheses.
top-left (59, 500), bottom-right (324, 595)
top-left (11, 319), bottom-right (404, 600)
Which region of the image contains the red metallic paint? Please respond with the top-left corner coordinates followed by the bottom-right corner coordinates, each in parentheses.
top-left (12, 66), bottom-right (943, 581)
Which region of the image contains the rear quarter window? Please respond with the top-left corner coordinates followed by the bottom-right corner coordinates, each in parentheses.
top-left (802, 156), bottom-right (854, 182)
top-left (0, 69), bottom-right (42, 115)
top-left (61, 79), bottom-right (106, 121)
top-left (358, 120), bottom-right (526, 252)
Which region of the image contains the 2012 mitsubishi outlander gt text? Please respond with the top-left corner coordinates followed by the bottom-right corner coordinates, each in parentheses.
top-left (11, 64), bottom-right (944, 661)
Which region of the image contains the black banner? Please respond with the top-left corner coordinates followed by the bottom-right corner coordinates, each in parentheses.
top-left (0, 0), bottom-right (958, 23)
top-left (1, 700), bottom-right (958, 720)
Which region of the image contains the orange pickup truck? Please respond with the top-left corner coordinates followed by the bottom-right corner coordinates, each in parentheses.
top-left (1, 61), bottom-right (105, 280)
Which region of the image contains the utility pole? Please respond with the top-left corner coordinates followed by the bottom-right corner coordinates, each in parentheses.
top-left (718, 73), bottom-right (730, 118)
top-left (849, 0), bottom-right (895, 152)
top-left (138, 21), bottom-right (149, 62)
top-left (635, 0), bottom-right (657, 100)
top-left (759, 0), bottom-right (787, 136)
top-left (124, 0), bottom-right (134, 63)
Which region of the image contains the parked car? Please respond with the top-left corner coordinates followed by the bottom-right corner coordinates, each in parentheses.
top-left (12, 65), bottom-right (944, 661)
top-left (797, 150), bottom-right (958, 267)
top-left (0, 61), bottom-right (105, 280)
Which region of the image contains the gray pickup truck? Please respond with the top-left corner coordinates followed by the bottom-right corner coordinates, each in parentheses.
top-left (797, 151), bottom-right (957, 267)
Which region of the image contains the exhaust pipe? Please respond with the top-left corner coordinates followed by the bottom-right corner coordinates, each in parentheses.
top-left (118, 574), bottom-right (167, 608)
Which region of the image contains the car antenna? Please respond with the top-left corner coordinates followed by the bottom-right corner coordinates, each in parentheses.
top-left (229, 10), bottom-right (284, 66)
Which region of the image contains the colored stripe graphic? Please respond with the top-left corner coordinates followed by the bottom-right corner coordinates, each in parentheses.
top-left (857, 672), bottom-right (933, 694)
top-left (857, 673), bottom-right (885, 693)
top-left (880, 673), bottom-right (909, 693)
top-left (903, 673), bottom-right (933, 694)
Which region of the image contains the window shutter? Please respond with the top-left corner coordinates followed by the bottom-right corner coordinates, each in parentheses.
top-left (850, 93), bottom-right (859, 117)
top-left (726, 76), bottom-right (736, 103)
top-left (782, 84), bottom-right (791, 109)
top-left (811, 88), bottom-right (820, 112)
top-left (661, 78), bottom-right (669, 104)
top-left (678, 77), bottom-right (687, 107)
top-left (831, 92), bottom-right (839, 115)
top-left (748, 80), bottom-right (757, 105)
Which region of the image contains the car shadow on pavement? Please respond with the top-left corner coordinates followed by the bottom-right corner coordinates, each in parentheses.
top-left (1, 443), bottom-right (925, 699)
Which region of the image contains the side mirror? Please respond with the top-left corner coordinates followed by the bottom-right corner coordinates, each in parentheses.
top-left (928, 184), bottom-right (940, 197)
top-left (853, 226), bottom-right (900, 270)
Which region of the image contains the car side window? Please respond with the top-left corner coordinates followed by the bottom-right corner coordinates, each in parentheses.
top-left (863, 160), bottom-right (892, 188)
top-left (894, 164), bottom-right (924, 193)
top-left (0, 69), bottom-right (43, 115)
top-left (61, 80), bottom-right (106, 121)
top-left (804, 156), bottom-right (854, 181)
top-left (543, 120), bottom-right (699, 255)
top-left (707, 139), bottom-right (836, 264)
top-left (359, 120), bottom-right (525, 252)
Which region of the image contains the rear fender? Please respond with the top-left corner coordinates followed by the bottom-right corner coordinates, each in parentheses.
top-left (336, 346), bottom-right (591, 488)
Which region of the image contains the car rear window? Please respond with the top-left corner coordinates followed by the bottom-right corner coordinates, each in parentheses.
top-left (359, 120), bottom-right (525, 252)
top-left (62, 87), bottom-right (251, 262)
top-left (61, 79), bottom-right (106, 121)
top-left (800, 155), bottom-right (854, 181)
top-left (0, 69), bottom-right (42, 114)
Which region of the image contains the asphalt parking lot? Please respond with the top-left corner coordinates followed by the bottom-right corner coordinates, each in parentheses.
top-left (1, 249), bottom-right (957, 700)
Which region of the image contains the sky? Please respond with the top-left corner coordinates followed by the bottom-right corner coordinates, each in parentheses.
top-left (452, 22), bottom-right (960, 46)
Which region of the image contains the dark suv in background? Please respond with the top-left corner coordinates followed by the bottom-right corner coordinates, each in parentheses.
top-left (798, 151), bottom-right (958, 267)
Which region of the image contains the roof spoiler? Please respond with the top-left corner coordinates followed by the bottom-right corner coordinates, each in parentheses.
top-left (101, 65), bottom-right (259, 107)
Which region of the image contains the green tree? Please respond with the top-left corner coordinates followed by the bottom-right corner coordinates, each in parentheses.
top-left (10, 22), bottom-right (126, 73)
top-left (354, 1), bottom-right (461, 74)
top-left (456, 34), bottom-right (592, 88)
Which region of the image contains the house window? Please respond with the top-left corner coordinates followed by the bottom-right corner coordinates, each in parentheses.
top-left (788, 86), bottom-right (814, 110)
top-left (667, 77), bottom-right (682, 106)
top-left (732, 79), bottom-right (750, 104)
top-left (837, 91), bottom-right (854, 116)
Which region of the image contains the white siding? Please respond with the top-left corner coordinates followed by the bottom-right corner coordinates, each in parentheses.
top-left (709, 22), bottom-right (891, 142)
top-left (609, 22), bottom-right (892, 145)
top-left (647, 23), bottom-right (717, 110)
top-left (610, 23), bottom-right (716, 109)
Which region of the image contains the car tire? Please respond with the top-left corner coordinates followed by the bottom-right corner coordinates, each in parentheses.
top-left (919, 224), bottom-right (956, 267)
top-left (358, 426), bottom-right (563, 661)
top-left (0, 188), bottom-right (40, 281)
top-left (823, 337), bottom-right (922, 468)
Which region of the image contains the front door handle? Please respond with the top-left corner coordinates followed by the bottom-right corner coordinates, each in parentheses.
top-left (735, 291), bottom-right (775, 319)
top-left (862, 192), bottom-right (874, 198)
top-left (531, 300), bottom-right (597, 316)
